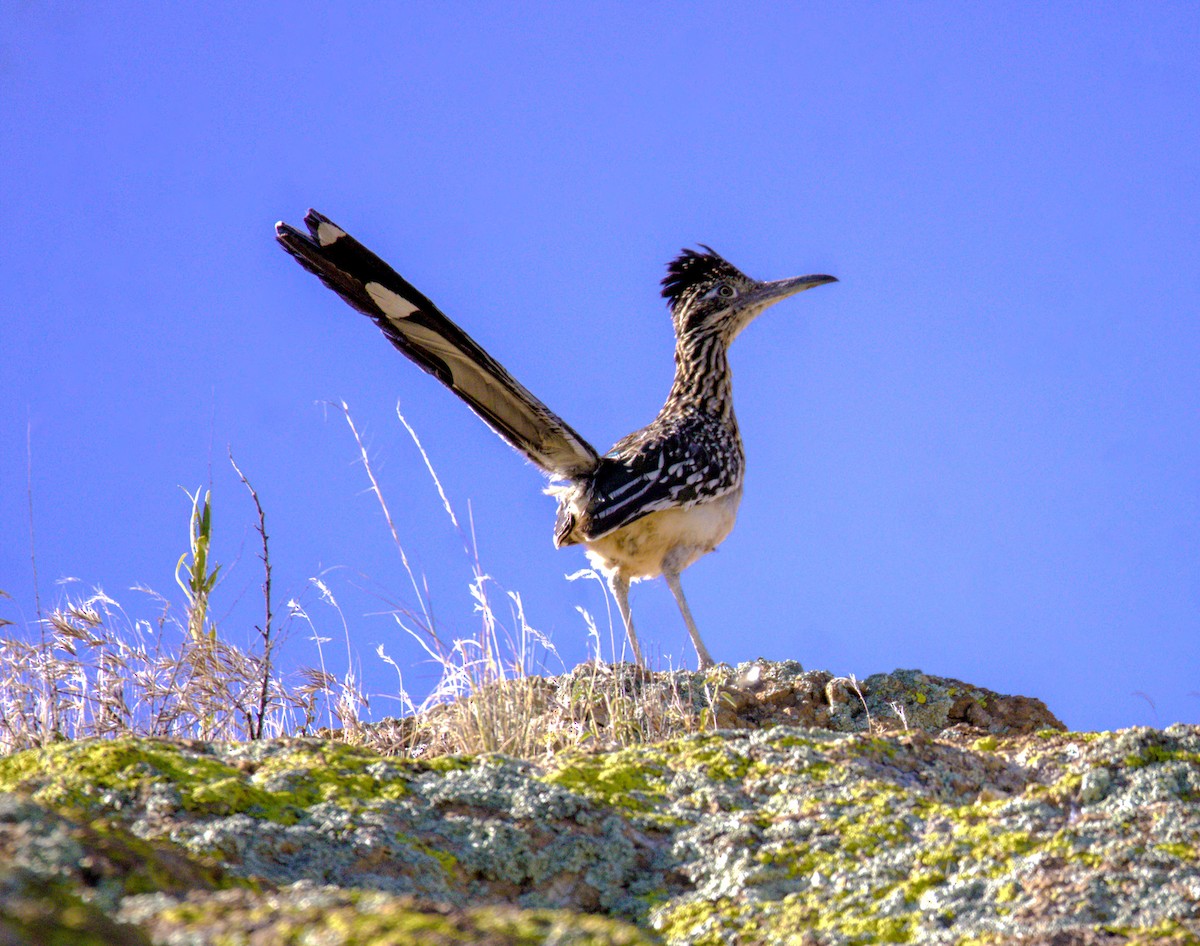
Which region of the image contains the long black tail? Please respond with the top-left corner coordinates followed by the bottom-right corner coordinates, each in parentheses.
top-left (276, 210), bottom-right (600, 478)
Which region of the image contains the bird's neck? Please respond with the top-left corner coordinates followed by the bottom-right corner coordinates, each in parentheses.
top-left (664, 331), bottom-right (735, 421)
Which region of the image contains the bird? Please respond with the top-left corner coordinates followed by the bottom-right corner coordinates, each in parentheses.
top-left (276, 210), bottom-right (836, 669)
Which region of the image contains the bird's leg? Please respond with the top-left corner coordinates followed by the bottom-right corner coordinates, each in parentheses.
top-left (608, 573), bottom-right (645, 668)
top-left (664, 571), bottom-right (716, 670)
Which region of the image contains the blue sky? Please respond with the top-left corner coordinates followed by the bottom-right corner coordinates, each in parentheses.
top-left (3, 3), bottom-right (1198, 732)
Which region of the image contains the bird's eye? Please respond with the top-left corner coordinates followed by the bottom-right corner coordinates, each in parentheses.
top-left (718, 284), bottom-right (736, 299)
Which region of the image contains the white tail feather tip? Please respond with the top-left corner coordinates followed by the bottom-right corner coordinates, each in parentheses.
top-left (316, 220), bottom-right (348, 246)
top-left (366, 282), bottom-right (419, 320)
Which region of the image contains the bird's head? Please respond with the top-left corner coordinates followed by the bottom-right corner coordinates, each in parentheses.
top-left (661, 246), bottom-right (837, 344)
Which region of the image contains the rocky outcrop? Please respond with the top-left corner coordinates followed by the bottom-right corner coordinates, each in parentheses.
top-left (1, 665), bottom-right (1196, 945)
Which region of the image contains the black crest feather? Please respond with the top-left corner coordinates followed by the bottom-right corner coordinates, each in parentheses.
top-left (660, 245), bottom-right (743, 311)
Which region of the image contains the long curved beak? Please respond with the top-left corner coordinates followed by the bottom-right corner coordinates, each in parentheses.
top-left (728, 272), bottom-right (837, 342)
top-left (749, 273), bottom-right (838, 310)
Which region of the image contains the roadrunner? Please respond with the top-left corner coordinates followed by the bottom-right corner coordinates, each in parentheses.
top-left (276, 210), bottom-right (836, 669)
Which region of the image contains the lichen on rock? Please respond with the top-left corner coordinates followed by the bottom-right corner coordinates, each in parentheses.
top-left (0, 665), bottom-right (1196, 945)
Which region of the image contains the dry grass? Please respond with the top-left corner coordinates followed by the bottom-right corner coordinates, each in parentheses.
top-left (0, 585), bottom-right (305, 752)
top-left (351, 660), bottom-right (719, 760)
top-left (329, 400), bottom-right (718, 760)
top-left (0, 460), bottom-right (367, 754)
top-left (0, 404), bottom-right (718, 760)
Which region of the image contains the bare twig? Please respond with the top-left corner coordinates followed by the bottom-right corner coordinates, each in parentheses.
top-left (229, 450), bottom-right (274, 740)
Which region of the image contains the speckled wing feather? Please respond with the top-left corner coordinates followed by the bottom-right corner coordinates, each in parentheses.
top-left (571, 414), bottom-right (744, 542)
top-left (276, 210), bottom-right (600, 478)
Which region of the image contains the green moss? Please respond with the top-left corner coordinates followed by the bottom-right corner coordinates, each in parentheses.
top-left (917, 812), bottom-right (1040, 877)
top-left (0, 737), bottom-right (411, 825)
top-left (545, 731), bottom-right (791, 822)
top-left (1124, 745), bottom-right (1200, 769)
top-left (411, 754), bottom-right (475, 774)
top-left (405, 835), bottom-right (461, 876)
top-left (664, 735), bottom-right (754, 782)
top-left (185, 775), bottom-right (276, 816)
top-left (956, 934), bottom-right (1004, 946)
top-left (1155, 842), bottom-right (1197, 861)
top-left (995, 880), bottom-right (1019, 903)
top-left (832, 793), bottom-right (914, 857)
top-left (972, 736), bottom-right (999, 752)
top-left (156, 894), bottom-right (616, 945)
top-left (246, 740), bottom-right (410, 807)
top-left (0, 738), bottom-right (262, 816)
top-left (754, 839), bottom-right (822, 878)
top-left (766, 734), bottom-right (824, 751)
top-left (1100, 919), bottom-right (1200, 945)
top-left (798, 760), bottom-right (834, 781)
top-left (545, 747), bottom-right (675, 820)
top-left (661, 884), bottom-right (924, 946)
top-left (1029, 770), bottom-right (1083, 805)
top-left (654, 896), bottom-right (747, 946)
top-left (961, 824), bottom-right (1034, 857)
top-left (757, 780), bottom-right (927, 892)
top-left (846, 735), bottom-right (900, 760)
top-left (473, 907), bottom-right (657, 945)
top-left (899, 870), bottom-right (946, 903)
top-left (838, 912), bottom-right (914, 943)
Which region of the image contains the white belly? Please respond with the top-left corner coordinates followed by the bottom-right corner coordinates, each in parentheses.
top-left (584, 488), bottom-right (743, 580)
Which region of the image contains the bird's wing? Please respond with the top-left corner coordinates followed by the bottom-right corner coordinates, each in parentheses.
top-left (575, 419), bottom-right (743, 541)
top-left (276, 210), bottom-right (600, 478)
